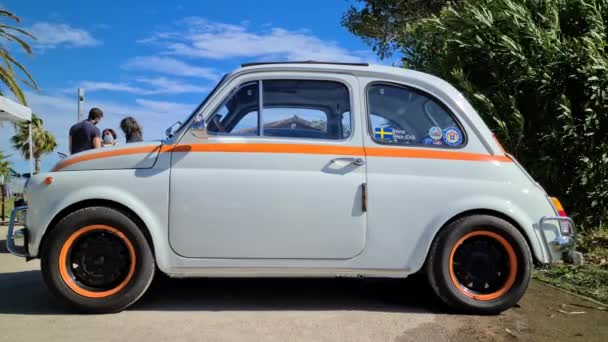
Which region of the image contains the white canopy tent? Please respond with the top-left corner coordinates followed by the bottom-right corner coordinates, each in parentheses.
top-left (0, 95), bottom-right (34, 175)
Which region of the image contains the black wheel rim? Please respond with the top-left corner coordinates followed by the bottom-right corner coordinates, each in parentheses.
top-left (66, 230), bottom-right (132, 292)
top-left (452, 234), bottom-right (512, 296)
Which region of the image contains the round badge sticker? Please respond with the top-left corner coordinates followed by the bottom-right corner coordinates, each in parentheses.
top-left (443, 127), bottom-right (463, 146)
top-left (428, 126), bottom-right (442, 141)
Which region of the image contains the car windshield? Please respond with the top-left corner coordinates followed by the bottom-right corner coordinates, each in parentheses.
top-left (168, 73), bottom-right (228, 138)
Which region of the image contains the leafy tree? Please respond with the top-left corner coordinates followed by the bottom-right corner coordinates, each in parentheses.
top-left (345, 0), bottom-right (608, 228)
top-left (342, 0), bottom-right (463, 58)
top-left (11, 114), bottom-right (57, 174)
top-left (0, 8), bottom-right (38, 105)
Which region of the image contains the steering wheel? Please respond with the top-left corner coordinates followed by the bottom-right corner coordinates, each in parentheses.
top-left (212, 115), bottom-right (227, 133)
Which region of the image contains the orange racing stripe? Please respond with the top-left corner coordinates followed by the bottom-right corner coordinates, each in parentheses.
top-left (365, 146), bottom-right (511, 162)
top-left (51, 145), bottom-right (163, 172)
top-left (52, 143), bottom-right (511, 171)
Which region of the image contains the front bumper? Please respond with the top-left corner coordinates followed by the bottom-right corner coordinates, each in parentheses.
top-left (539, 216), bottom-right (576, 262)
top-left (6, 206), bottom-right (28, 258)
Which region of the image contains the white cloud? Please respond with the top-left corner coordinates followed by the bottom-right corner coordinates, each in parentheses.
top-left (136, 77), bottom-right (209, 94)
top-left (135, 98), bottom-right (195, 115)
top-left (79, 81), bottom-right (145, 94)
top-left (123, 56), bottom-right (218, 80)
top-left (78, 77), bottom-right (209, 95)
top-left (28, 22), bottom-right (101, 48)
top-left (141, 17), bottom-right (362, 62)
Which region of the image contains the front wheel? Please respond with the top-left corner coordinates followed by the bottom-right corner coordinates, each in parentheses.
top-left (426, 215), bottom-right (532, 314)
top-left (41, 206), bottom-right (155, 313)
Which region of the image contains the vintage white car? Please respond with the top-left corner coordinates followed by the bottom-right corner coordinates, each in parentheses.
top-left (7, 62), bottom-right (576, 314)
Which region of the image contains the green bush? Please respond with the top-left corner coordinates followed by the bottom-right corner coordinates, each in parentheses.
top-left (399, 0), bottom-right (608, 229)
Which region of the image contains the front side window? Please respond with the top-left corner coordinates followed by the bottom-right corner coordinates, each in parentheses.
top-left (367, 83), bottom-right (465, 147)
top-left (207, 81), bottom-right (259, 136)
top-left (262, 80), bottom-right (351, 140)
top-left (206, 79), bottom-right (352, 140)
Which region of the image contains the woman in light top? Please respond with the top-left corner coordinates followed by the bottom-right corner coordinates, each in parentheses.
top-left (101, 128), bottom-right (118, 147)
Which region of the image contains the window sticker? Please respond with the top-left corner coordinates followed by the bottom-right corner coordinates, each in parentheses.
top-left (428, 126), bottom-right (443, 141)
top-left (392, 128), bottom-right (416, 143)
top-left (443, 127), bottom-right (463, 146)
top-left (374, 127), bottom-right (394, 141)
top-left (423, 137), bottom-right (443, 145)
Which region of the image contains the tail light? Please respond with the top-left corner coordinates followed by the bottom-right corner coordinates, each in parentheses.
top-left (549, 197), bottom-right (567, 217)
top-left (549, 197), bottom-right (572, 235)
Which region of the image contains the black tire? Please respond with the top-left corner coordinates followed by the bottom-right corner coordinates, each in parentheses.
top-left (425, 215), bottom-right (532, 314)
top-left (41, 206), bottom-right (155, 313)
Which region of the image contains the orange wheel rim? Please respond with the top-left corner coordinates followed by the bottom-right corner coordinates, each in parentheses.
top-left (59, 225), bottom-right (136, 298)
top-left (448, 230), bottom-right (518, 301)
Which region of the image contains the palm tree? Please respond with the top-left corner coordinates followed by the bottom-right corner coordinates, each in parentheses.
top-left (11, 114), bottom-right (56, 174)
top-left (0, 8), bottom-right (38, 105)
top-left (0, 150), bottom-right (10, 177)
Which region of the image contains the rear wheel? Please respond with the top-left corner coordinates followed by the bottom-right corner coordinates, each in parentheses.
top-left (41, 206), bottom-right (155, 313)
top-left (426, 215), bottom-right (532, 314)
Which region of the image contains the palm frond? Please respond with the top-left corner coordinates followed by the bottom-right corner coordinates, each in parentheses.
top-left (0, 9), bottom-right (37, 105)
top-left (0, 64), bottom-right (26, 104)
top-left (0, 48), bottom-right (38, 89)
top-left (0, 24), bottom-right (37, 40)
top-left (0, 10), bottom-right (20, 22)
top-left (0, 31), bottom-right (33, 54)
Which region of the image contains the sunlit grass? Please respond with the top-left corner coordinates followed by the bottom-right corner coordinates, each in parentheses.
top-left (535, 227), bottom-right (608, 303)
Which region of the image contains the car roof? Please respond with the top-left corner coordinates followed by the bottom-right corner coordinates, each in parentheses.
top-left (230, 61), bottom-right (465, 108)
top-left (230, 61), bottom-right (455, 94)
top-left (234, 61), bottom-right (391, 77)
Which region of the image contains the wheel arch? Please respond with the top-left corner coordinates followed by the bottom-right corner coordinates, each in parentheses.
top-left (39, 199), bottom-right (155, 258)
top-left (423, 209), bottom-right (542, 269)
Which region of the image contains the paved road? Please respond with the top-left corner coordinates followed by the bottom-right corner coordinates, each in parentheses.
top-left (0, 226), bottom-right (606, 341)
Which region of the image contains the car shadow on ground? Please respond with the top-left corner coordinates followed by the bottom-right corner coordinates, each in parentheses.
top-left (0, 270), bottom-right (445, 315)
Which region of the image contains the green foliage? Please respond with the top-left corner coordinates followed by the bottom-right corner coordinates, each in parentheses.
top-left (0, 8), bottom-right (38, 105)
top-left (345, 0), bottom-right (608, 228)
top-left (10, 114), bottom-right (57, 174)
top-left (0, 150), bottom-right (11, 176)
top-left (535, 227), bottom-right (608, 303)
top-left (342, 0), bottom-right (463, 58)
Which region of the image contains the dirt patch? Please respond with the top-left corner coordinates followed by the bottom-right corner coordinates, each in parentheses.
top-left (517, 281), bottom-right (608, 341)
top-left (397, 281), bottom-right (607, 341)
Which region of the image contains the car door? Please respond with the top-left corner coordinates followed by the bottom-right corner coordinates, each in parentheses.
top-left (169, 73), bottom-right (367, 259)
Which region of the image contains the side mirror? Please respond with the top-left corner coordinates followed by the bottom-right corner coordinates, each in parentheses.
top-left (190, 114), bottom-right (208, 139)
top-left (165, 121), bottom-right (182, 138)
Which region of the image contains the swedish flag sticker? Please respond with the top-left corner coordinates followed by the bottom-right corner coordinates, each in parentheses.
top-left (374, 127), bottom-right (394, 141)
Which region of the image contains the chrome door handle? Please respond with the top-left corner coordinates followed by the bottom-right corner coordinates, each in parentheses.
top-left (331, 157), bottom-right (365, 166)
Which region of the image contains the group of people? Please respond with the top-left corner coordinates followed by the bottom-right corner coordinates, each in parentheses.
top-left (68, 108), bottom-right (143, 155)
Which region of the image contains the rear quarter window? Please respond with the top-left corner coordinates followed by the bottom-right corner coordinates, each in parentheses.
top-left (367, 83), bottom-right (466, 148)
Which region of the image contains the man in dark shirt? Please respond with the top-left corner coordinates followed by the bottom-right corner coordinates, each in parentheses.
top-left (69, 108), bottom-right (104, 154)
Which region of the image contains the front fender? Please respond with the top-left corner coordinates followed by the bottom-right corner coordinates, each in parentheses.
top-left (26, 169), bottom-right (172, 272)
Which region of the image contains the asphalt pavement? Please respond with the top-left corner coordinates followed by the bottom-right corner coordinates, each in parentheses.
top-left (1, 225), bottom-right (606, 342)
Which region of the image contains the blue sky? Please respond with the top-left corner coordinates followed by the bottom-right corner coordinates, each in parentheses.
top-left (0, 0), bottom-right (392, 173)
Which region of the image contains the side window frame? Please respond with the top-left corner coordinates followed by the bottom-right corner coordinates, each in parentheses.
top-left (205, 78), bottom-right (354, 141)
top-left (365, 81), bottom-right (467, 149)
top-left (206, 80), bottom-right (261, 136)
